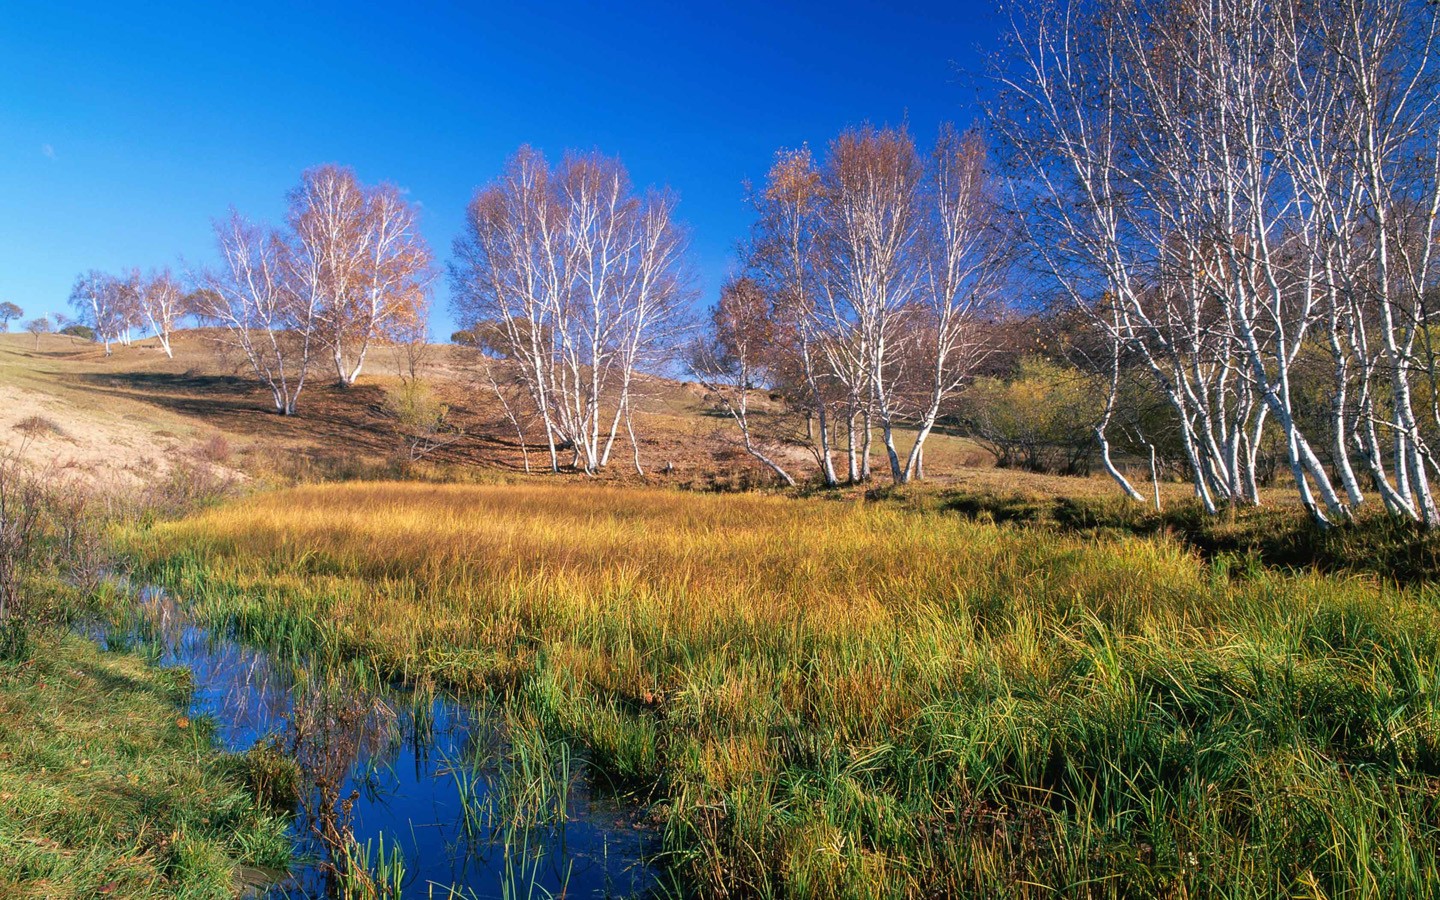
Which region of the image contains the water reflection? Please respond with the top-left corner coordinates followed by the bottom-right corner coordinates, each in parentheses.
top-left (92, 589), bottom-right (657, 899)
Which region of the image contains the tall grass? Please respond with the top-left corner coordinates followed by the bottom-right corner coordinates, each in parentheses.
top-left (124, 482), bottom-right (1440, 897)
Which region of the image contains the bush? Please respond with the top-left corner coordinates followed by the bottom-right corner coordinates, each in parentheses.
top-left (0, 455), bottom-right (105, 657)
top-left (962, 356), bottom-right (1102, 474)
top-left (194, 432), bottom-right (232, 464)
top-left (12, 415), bottom-right (68, 440)
top-left (381, 379), bottom-right (463, 462)
top-left (0, 454), bottom-right (49, 632)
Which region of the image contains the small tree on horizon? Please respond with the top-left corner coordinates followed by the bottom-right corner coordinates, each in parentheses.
top-left (68, 271), bottom-right (127, 355)
top-left (23, 317), bottom-right (52, 349)
top-left (0, 303), bottom-right (21, 332)
top-left (131, 267), bottom-right (185, 357)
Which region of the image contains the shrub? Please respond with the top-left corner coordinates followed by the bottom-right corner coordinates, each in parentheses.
top-left (381, 379), bottom-right (463, 462)
top-left (194, 432), bottom-right (232, 464)
top-left (12, 415), bottom-right (68, 439)
top-left (962, 356), bottom-right (1102, 474)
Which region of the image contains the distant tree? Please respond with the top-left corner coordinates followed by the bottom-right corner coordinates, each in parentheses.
top-left (450, 329), bottom-right (478, 347)
top-left (111, 272), bottom-right (143, 347)
top-left (134, 267), bottom-right (185, 357)
top-left (0, 303), bottom-right (21, 332)
top-left (183, 288), bottom-right (223, 321)
top-left (287, 165), bottom-right (434, 386)
top-left (67, 271), bottom-right (125, 354)
top-left (59, 323), bottom-right (95, 341)
top-left (690, 277), bottom-right (798, 486)
top-left (23, 317), bottom-right (52, 349)
top-left (745, 146), bottom-right (841, 485)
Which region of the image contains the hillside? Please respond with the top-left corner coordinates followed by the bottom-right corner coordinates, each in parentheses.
top-left (0, 328), bottom-right (1018, 491)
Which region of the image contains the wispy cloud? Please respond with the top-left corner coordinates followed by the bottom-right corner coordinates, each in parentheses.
top-left (41, 144), bottom-right (55, 160)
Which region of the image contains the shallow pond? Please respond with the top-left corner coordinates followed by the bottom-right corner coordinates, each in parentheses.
top-left (90, 587), bottom-right (659, 899)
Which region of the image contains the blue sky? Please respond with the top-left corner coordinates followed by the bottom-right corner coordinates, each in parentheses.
top-left (0, 0), bottom-right (1000, 337)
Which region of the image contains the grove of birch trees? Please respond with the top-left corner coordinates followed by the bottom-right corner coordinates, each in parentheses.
top-left (990, 0), bottom-right (1440, 527)
top-left (66, 268), bottom-right (186, 357)
top-left (194, 165), bottom-right (433, 415)
top-left (449, 147), bottom-right (692, 474)
top-left (692, 124), bottom-right (1008, 486)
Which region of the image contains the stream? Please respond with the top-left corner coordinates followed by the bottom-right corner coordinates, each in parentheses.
top-left (89, 586), bottom-right (660, 899)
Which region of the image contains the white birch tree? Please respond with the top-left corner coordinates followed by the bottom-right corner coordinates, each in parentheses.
top-left (67, 270), bottom-right (125, 356)
top-left (690, 277), bottom-right (799, 486)
top-left (195, 212), bottom-right (319, 416)
top-left (136, 267), bottom-right (185, 357)
top-left (288, 165), bottom-right (433, 387)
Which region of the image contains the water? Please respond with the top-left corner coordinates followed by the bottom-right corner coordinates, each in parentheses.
top-left (89, 588), bottom-right (660, 899)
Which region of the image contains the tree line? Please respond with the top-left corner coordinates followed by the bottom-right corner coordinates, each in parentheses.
top-left (989, 0), bottom-right (1440, 528)
top-left (50, 0), bottom-right (1440, 529)
top-left (689, 0), bottom-right (1440, 530)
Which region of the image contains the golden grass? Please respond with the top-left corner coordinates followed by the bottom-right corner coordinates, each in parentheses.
top-left (139, 481), bottom-right (1223, 658)
top-left (125, 482), bottom-right (1440, 897)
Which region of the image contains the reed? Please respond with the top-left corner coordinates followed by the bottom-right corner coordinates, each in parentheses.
top-left (341, 832), bottom-right (406, 900)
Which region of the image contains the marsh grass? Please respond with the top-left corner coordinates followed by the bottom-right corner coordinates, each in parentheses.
top-left (125, 482), bottom-right (1440, 897)
top-left (340, 831), bottom-right (406, 900)
top-left (451, 710), bottom-right (576, 838)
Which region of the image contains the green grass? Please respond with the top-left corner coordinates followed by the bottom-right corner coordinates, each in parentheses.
top-left (123, 481), bottom-right (1440, 898)
top-left (0, 633), bottom-right (291, 899)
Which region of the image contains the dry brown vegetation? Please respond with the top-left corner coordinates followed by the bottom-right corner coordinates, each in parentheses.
top-left (0, 328), bottom-right (1010, 492)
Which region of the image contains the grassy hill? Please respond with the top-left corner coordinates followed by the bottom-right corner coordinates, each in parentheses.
top-left (11, 328), bottom-right (1438, 582)
top-left (0, 328), bottom-right (1010, 491)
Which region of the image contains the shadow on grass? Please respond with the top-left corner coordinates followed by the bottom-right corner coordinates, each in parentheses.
top-left (77, 659), bottom-right (187, 707)
top-left (80, 370), bottom-right (320, 423)
top-left (75, 370), bottom-right (561, 481)
top-left (923, 487), bottom-right (1440, 586)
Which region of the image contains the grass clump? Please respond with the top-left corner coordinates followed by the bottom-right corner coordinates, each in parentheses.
top-left (12, 415), bottom-right (69, 440)
top-left (124, 481), bottom-right (1440, 897)
top-left (0, 633), bottom-right (290, 898)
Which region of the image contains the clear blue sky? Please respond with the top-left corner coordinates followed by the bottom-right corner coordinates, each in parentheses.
top-left (0, 0), bottom-right (999, 338)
